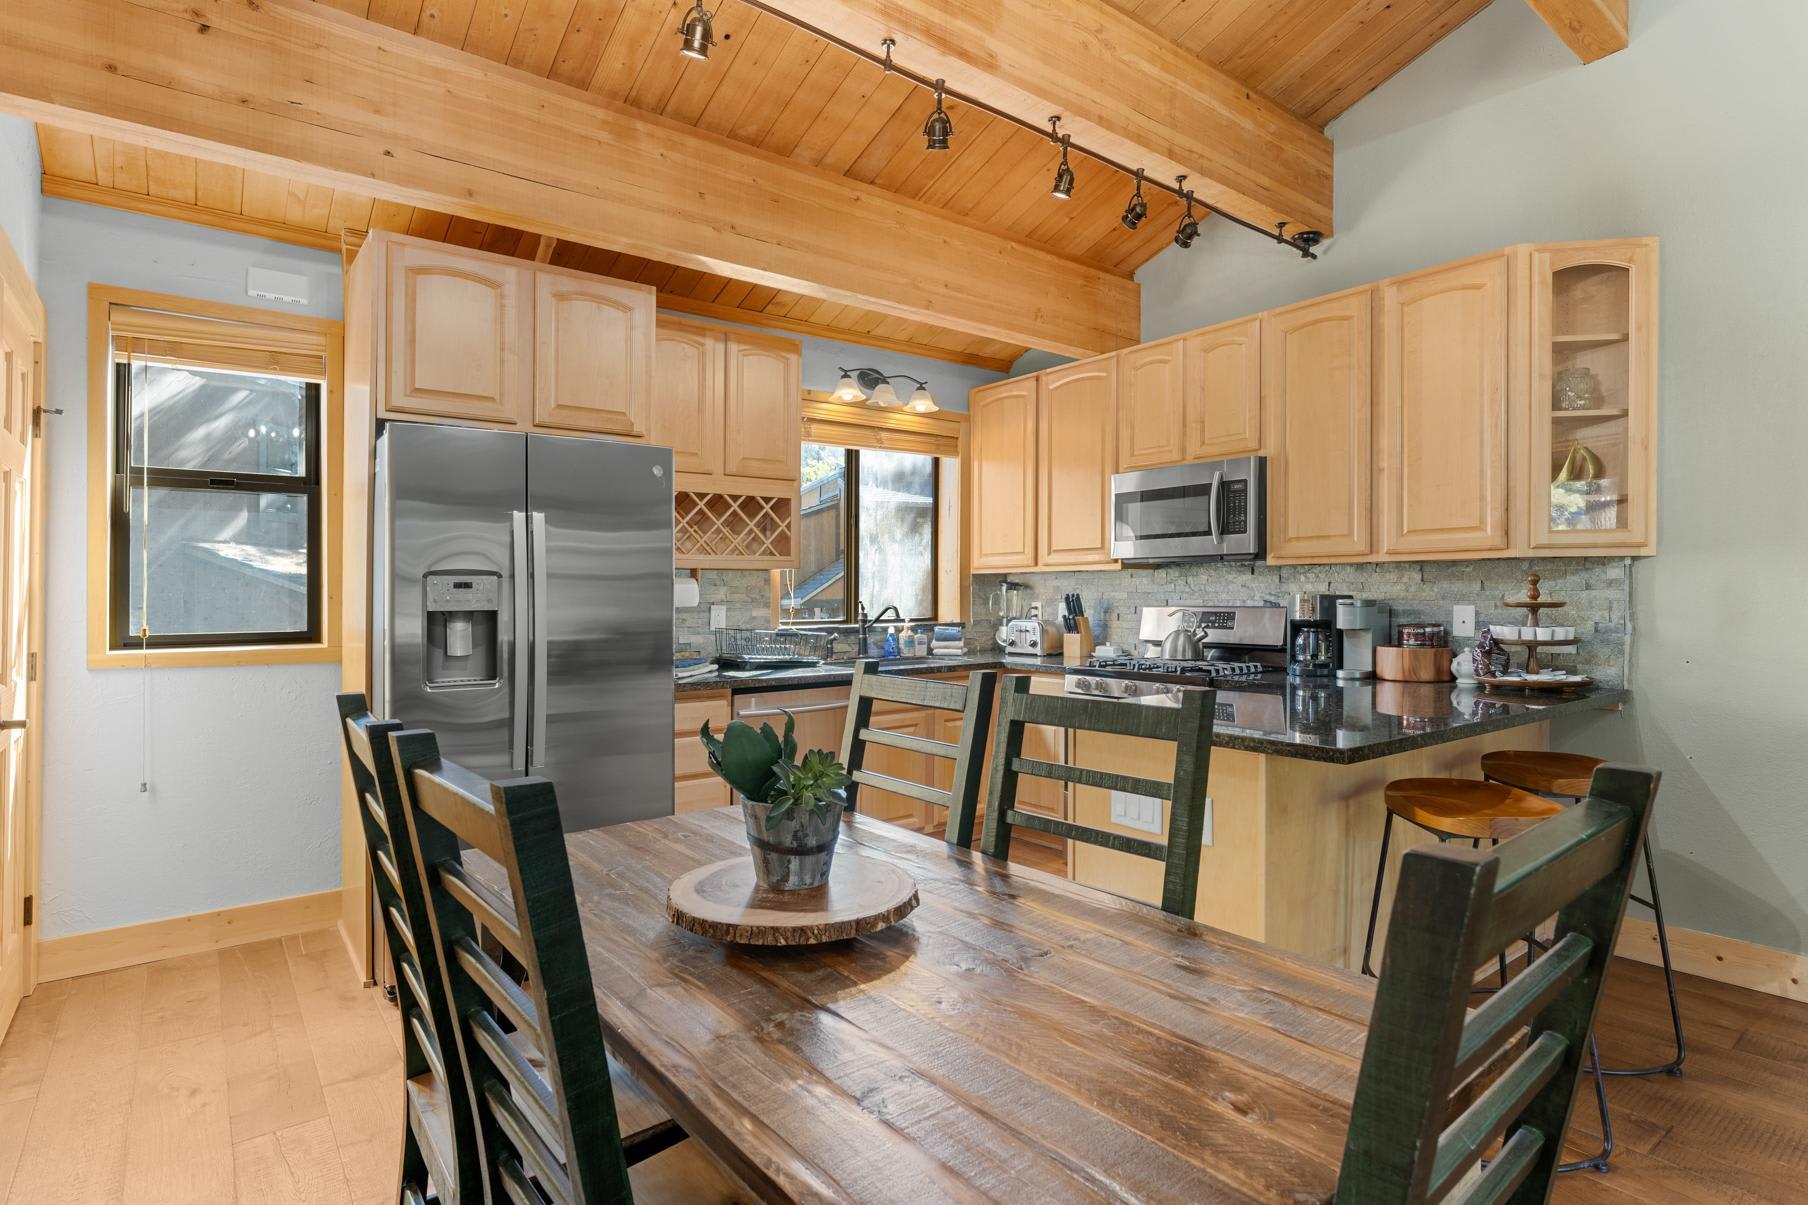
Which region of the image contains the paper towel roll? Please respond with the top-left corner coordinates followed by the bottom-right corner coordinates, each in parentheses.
top-left (673, 575), bottom-right (701, 608)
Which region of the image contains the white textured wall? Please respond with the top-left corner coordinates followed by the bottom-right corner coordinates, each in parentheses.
top-left (0, 115), bottom-right (39, 281)
top-left (38, 200), bottom-right (345, 938)
top-left (1135, 0), bottom-right (1808, 955)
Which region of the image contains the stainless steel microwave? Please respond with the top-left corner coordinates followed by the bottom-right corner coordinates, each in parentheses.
top-left (1109, 455), bottom-right (1267, 563)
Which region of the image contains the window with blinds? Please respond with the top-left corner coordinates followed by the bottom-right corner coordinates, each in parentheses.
top-left (107, 306), bottom-right (326, 650)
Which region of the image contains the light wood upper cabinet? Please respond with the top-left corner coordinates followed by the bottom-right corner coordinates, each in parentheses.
top-left (969, 377), bottom-right (1039, 570)
top-left (1038, 359), bottom-right (1118, 567)
top-left (1264, 288), bottom-right (1374, 561)
top-left (722, 330), bottom-right (801, 482)
top-left (1185, 316), bottom-right (1262, 460)
top-left (1379, 254), bottom-right (1510, 555)
top-left (384, 239), bottom-right (531, 424)
top-left (1117, 339), bottom-right (1186, 470)
top-left (532, 273), bottom-right (653, 436)
top-left (651, 317), bottom-right (724, 476)
top-left (1526, 238), bottom-right (1657, 553)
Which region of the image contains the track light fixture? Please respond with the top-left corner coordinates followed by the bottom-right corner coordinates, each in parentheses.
top-left (1173, 177), bottom-right (1200, 249)
top-left (1120, 169), bottom-right (1148, 231)
top-left (1048, 117), bottom-right (1075, 201)
top-left (834, 367), bottom-right (937, 413)
top-left (677, 1), bottom-right (715, 59)
top-left (923, 80), bottom-right (953, 151)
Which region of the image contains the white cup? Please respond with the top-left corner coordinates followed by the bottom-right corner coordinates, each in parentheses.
top-left (1533, 626), bottom-right (1555, 640)
top-left (1553, 625), bottom-right (1576, 641)
top-left (1489, 624), bottom-right (1516, 639)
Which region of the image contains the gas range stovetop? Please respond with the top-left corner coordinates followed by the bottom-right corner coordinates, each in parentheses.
top-left (1065, 656), bottom-right (1283, 702)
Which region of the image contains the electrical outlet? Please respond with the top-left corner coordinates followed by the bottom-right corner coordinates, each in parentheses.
top-left (1110, 790), bottom-right (1162, 835)
top-left (709, 604), bottom-right (727, 630)
top-left (1452, 604), bottom-right (1477, 639)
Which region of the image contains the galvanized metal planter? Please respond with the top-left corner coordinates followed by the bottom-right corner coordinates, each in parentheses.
top-left (740, 798), bottom-right (844, 890)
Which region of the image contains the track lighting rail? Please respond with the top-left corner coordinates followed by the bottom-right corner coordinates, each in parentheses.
top-left (732, 0), bottom-right (1322, 260)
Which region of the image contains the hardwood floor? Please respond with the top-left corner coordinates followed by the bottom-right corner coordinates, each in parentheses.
top-left (1, 930), bottom-right (1801, 1202)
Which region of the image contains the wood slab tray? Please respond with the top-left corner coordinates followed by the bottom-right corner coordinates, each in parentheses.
top-left (666, 853), bottom-right (919, 946)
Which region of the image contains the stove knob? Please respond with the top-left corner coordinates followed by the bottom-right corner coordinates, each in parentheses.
top-left (1074, 677), bottom-right (1095, 693)
top-left (1121, 681), bottom-right (1142, 697)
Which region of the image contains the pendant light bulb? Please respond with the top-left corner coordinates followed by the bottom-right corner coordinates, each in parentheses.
top-left (833, 371), bottom-right (863, 402)
top-left (905, 384), bottom-right (938, 413)
top-left (1121, 169), bottom-right (1148, 230)
top-left (869, 380), bottom-right (901, 409)
top-left (923, 81), bottom-right (954, 152)
top-left (677, 1), bottom-right (715, 59)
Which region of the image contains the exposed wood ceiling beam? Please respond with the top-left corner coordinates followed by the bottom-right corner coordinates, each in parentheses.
top-left (0, 0), bottom-right (1136, 357)
top-left (1524, 0), bottom-right (1629, 64)
top-left (758, 0), bottom-right (1335, 237)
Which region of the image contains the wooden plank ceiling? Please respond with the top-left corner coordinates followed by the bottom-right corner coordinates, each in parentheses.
top-left (35, 0), bottom-right (1493, 369)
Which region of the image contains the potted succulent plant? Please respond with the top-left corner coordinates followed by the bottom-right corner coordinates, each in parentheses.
top-left (699, 711), bottom-right (852, 890)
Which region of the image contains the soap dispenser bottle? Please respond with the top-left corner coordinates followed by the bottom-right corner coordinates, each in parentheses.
top-left (882, 627), bottom-right (900, 659)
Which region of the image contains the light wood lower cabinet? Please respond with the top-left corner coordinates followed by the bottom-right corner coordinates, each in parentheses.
top-left (1264, 287), bottom-right (1375, 561)
top-left (674, 692), bottom-right (732, 813)
top-left (384, 238), bottom-right (532, 425)
top-left (1378, 253), bottom-right (1510, 555)
top-left (533, 272), bottom-right (653, 437)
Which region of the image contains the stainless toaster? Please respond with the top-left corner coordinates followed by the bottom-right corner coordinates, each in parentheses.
top-left (1000, 617), bottom-right (1062, 657)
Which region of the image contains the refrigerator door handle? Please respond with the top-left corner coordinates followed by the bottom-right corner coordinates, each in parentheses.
top-left (530, 511), bottom-right (550, 769)
top-left (511, 511), bottom-right (530, 773)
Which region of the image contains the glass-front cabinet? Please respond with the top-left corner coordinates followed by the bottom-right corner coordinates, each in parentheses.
top-left (1527, 238), bottom-right (1658, 552)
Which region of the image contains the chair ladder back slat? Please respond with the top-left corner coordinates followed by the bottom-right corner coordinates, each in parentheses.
top-left (331, 694), bottom-right (484, 1202)
top-left (981, 678), bottom-right (1214, 917)
top-left (848, 768), bottom-right (949, 808)
top-left (469, 1010), bottom-right (565, 1163)
top-left (856, 725), bottom-right (959, 760)
top-left (389, 723), bottom-right (635, 1205)
top-left (441, 860), bottom-right (527, 962)
top-left (847, 667), bottom-right (971, 710)
top-left (1337, 765), bottom-right (1661, 1203)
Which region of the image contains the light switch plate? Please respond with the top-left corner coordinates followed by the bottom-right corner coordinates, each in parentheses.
top-left (709, 604), bottom-right (727, 630)
top-left (1110, 790), bottom-right (1162, 835)
top-left (1452, 604), bottom-right (1477, 638)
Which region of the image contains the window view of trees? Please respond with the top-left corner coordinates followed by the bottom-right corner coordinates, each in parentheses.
top-left (782, 443), bottom-right (935, 623)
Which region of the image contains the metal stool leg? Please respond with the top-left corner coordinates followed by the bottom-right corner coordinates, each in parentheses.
top-left (1360, 812), bottom-right (1394, 978)
top-left (1558, 1035), bottom-right (1614, 1174)
top-left (1602, 832), bottom-right (1688, 1077)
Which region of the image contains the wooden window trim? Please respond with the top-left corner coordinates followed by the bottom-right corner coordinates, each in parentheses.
top-left (86, 285), bottom-right (345, 670)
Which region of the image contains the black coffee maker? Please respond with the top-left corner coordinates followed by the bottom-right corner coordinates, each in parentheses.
top-left (1286, 592), bottom-right (1351, 679)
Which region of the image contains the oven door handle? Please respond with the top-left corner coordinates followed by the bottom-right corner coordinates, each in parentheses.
top-left (1209, 469), bottom-right (1225, 546)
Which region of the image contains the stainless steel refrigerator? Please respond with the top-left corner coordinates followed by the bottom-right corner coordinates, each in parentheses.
top-left (372, 421), bottom-right (674, 830)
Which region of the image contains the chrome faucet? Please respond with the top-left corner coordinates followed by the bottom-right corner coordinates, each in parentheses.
top-left (857, 602), bottom-right (902, 657)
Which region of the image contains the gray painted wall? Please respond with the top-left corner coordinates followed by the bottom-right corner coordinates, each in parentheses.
top-left (1128, 0), bottom-right (1808, 956)
top-left (37, 200), bottom-right (347, 938)
top-left (0, 115), bottom-right (39, 281)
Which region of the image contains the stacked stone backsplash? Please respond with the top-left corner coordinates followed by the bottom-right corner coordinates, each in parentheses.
top-left (973, 557), bottom-right (1631, 686)
top-left (673, 570), bottom-right (771, 654)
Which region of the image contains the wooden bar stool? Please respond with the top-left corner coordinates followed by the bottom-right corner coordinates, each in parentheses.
top-left (1483, 749), bottom-right (1687, 1079)
top-left (1361, 774), bottom-right (1616, 1175)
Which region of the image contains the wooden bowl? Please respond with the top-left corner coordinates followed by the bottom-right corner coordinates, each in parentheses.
top-left (1375, 645), bottom-right (1454, 683)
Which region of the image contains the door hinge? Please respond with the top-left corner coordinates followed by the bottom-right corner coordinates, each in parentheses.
top-left (25, 651), bottom-right (35, 683)
top-left (22, 894), bottom-right (32, 927)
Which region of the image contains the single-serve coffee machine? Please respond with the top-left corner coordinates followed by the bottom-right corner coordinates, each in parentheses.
top-left (1286, 592), bottom-right (1350, 679)
top-left (1335, 598), bottom-right (1392, 682)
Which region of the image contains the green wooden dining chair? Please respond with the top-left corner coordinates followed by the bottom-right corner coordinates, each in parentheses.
top-left (838, 661), bottom-right (998, 846)
top-left (385, 722), bottom-right (746, 1205)
top-left (335, 693), bottom-right (483, 1205)
top-left (979, 675), bottom-right (1215, 918)
top-left (1337, 765), bottom-right (1661, 1203)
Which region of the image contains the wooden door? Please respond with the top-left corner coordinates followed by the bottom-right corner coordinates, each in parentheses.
top-left (1263, 288), bottom-right (1374, 561)
top-left (385, 240), bottom-right (531, 424)
top-left (1185, 316), bottom-right (1263, 459)
top-left (721, 330), bottom-right (801, 481)
top-left (1038, 359), bottom-right (1117, 567)
top-left (532, 272), bottom-right (654, 437)
top-left (1116, 342), bottom-right (1184, 470)
top-left (1527, 239), bottom-right (1658, 552)
top-left (651, 318), bottom-right (724, 478)
top-left (969, 377), bottom-right (1038, 570)
top-left (0, 266), bottom-right (44, 1038)
top-left (1379, 254), bottom-right (1510, 555)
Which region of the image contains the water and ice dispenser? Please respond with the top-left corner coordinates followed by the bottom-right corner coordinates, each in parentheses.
top-left (423, 571), bottom-right (500, 687)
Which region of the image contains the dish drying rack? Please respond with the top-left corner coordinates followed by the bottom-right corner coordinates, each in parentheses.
top-left (714, 627), bottom-right (837, 667)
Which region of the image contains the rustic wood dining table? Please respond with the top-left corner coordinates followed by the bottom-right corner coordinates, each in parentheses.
top-left (471, 808), bottom-right (1379, 1204)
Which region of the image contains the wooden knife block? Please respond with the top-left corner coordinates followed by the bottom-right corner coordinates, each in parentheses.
top-left (1062, 618), bottom-right (1094, 665)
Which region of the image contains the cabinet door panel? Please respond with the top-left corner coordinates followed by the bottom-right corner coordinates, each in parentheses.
top-left (386, 241), bottom-right (531, 424)
top-left (652, 318), bottom-right (724, 476)
top-left (860, 710), bottom-right (933, 829)
top-left (533, 274), bottom-right (654, 436)
top-left (1379, 255), bottom-right (1509, 555)
top-left (1038, 360), bottom-right (1117, 567)
top-left (1263, 290), bottom-right (1374, 560)
top-left (969, 378), bottom-right (1038, 570)
top-left (1185, 317), bottom-right (1262, 459)
top-left (1116, 340), bottom-right (1185, 470)
top-left (722, 331), bottom-right (801, 480)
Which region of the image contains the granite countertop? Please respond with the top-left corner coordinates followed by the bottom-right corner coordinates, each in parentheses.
top-left (675, 656), bottom-right (1627, 765)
